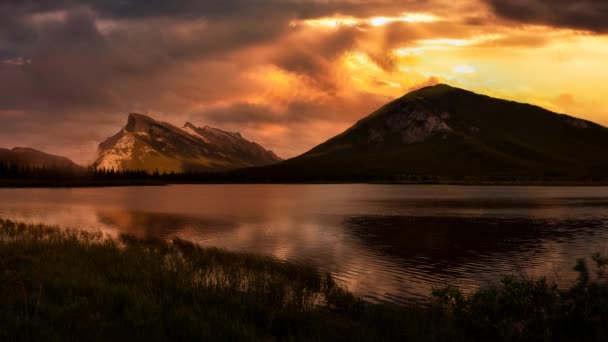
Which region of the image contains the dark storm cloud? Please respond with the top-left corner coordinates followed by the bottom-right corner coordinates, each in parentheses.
top-left (0, 3), bottom-right (292, 112)
top-left (198, 103), bottom-right (284, 125)
top-left (194, 92), bottom-right (390, 127)
top-left (486, 0), bottom-right (608, 33)
top-left (0, 0), bottom-right (424, 113)
top-left (119, 0), bottom-right (430, 19)
top-left (1, 0), bottom-right (421, 20)
top-left (195, 102), bottom-right (343, 127)
top-left (0, 8), bottom-right (114, 110)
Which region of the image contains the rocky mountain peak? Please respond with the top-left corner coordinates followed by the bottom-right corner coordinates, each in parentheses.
top-left (11, 147), bottom-right (38, 153)
top-left (126, 113), bottom-right (156, 132)
top-left (95, 113), bottom-right (282, 172)
top-left (202, 125), bottom-right (242, 138)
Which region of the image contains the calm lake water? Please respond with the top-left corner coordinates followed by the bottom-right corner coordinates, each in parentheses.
top-left (1, 184), bottom-right (608, 304)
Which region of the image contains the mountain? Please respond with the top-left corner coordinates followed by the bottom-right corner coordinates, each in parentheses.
top-left (239, 84), bottom-right (608, 181)
top-left (0, 147), bottom-right (82, 171)
top-left (94, 113), bottom-right (281, 172)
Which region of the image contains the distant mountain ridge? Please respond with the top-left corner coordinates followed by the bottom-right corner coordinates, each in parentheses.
top-left (3, 85), bottom-right (608, 183)
top-left (94, 113), bottom-right (281, 172)
top-left (239, 84), bottom-right (608, 181)
top-left (0, 147), bottom-right (82, 170)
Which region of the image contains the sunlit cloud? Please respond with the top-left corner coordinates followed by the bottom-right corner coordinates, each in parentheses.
top-left (418, 34), bottom-right (505, 48)
top-left (298, 12), bottom-right (439, 29)
top-left (454, 65), bottom-right (476, 74)
top-left (368, 13), bottom-right (439, 26)
top-left (297, 16), bottom-right (360, 28)
top-left (343, 52), bottom-right (382, 72)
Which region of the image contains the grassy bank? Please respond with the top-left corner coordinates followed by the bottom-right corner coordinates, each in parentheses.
top-left (0, 220), bottom-right (607, 341)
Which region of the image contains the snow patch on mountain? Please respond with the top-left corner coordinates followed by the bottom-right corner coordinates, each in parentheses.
top-left (95, 134), bottom-right (136, 170)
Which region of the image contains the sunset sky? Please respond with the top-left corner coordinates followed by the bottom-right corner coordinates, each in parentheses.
top-left (1, 0), bottom-right (607, 164)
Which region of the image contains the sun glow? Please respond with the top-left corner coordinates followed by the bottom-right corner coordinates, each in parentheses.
top-left (454, 65), bottom-right (476, 74)
top-left (369, 13), bottom-right (438, 26)
top-left (299, 16), bottom-right (360, 28)
top-left (300, 12), bottom-right (438, 29)
top-left (343, 52), bottom-right (381, 72)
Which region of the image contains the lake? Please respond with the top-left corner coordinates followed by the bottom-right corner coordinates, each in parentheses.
top-left (1, 184), bottom-right (607, 304)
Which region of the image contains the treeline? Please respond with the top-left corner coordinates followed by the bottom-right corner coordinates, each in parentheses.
top-left (0, 163), bottom-right (173, 186)
top-left (0, 163), bottom-right (246, 187)
top-left (0, 160), bottom-right (84, 179)
top-left (2, 162), bottom-right (608, 186)
top-left (86, 168), bottom-right (227, 182)
top-left (0, 163), bottom-right (230, 183)
top-left (0, 161), bottom-right (191, 181)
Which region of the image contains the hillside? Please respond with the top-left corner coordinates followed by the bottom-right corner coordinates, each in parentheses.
top-left (0, 147), bottom-right (82, 171)
top-left (236, 84), bottom-right (608, 182)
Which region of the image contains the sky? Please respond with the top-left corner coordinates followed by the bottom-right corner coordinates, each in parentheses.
top-left (1, 0), bottom-right (607, 164)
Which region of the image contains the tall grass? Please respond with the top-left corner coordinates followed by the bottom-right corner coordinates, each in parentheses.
top-left (0, 219), bottom-right (607, 341)
top-left (0, 219), bottom-right (433, 341)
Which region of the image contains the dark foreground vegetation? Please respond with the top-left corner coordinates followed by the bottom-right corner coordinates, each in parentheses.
top-left (1, 219), bottom-right (607, 341)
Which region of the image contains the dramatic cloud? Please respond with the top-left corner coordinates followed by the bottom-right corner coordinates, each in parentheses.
top-left (0, 0), bottom-right (607, 163)
top-left (486, 0), bottom-right (608, 33)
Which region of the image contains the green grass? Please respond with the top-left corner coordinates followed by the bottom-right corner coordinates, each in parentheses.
top-left (0, 219), bottom-right (607, 341)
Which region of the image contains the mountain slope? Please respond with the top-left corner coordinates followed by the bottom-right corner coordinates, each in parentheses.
top-left (183, 123), bottom-right (281, 167)
top-left (240, 84), bottom-right (608, 181)
top-left (94, 114), bottom-right (281, 172)
top-left (0, 147), bottom-right (82, 171)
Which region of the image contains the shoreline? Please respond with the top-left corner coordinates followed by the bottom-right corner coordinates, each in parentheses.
top-left (1, 179), bottom-right (608, 188)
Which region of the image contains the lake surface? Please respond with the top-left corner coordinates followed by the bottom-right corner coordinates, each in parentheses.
top-left (1, 184), bottom-right (608, 304)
